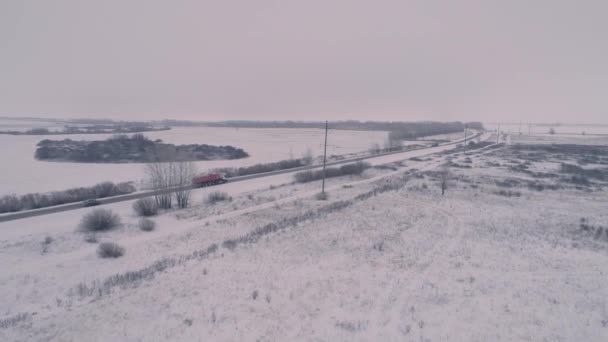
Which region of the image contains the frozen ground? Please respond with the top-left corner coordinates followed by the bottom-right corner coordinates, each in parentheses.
top-left (485, 122), bottom-right (608, 136)
top-left (511, 133), bottom-right (608, 146)
top-left (0, 126), bottom-right (388, 195)
top-left (1, 138), bottom-right (606, 341)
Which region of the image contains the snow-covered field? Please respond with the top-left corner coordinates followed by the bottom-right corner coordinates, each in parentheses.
top-left (511, 133), bottom-right (608, 146)
top-left (0, 125), bottom-right (388, 195)
top-left (1, 137), bottom-right (606, 341)
top-left (485, 122), bottom-right (608, 136)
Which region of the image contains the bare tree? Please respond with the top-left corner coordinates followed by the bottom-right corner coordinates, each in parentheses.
top-left (144, 152), bottom-right (197, 209)
top-left (383, 137), bottom-right (402, 152)
top-left (174, 161), bottom-right (196, 208)
top-left (302, 148), bottom-right (314, 165)
top-left (145, 161), bottom-right (173, 209)
top-left (369, 142), bottom-right (381, 154)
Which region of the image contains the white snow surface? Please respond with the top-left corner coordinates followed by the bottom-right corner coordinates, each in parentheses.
top-left (1, 140), bottom-right (607, 341)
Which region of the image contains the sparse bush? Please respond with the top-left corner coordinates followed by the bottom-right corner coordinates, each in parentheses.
top-left (373, 241), bottom-right (384, 251)
top-left (339, 162), bottom-right (370, 175)
top-left (495, 179), bottom-right (520, 188)
top-left (207, 191), bottom-right (232, 204)
top-left (41, 236), bottom-right (53, 254)
top-left (315, 192), bottom-right (329, 200)
top-left (494, 190), bottom-right (521, 197)
top-left (294, 162), bottom-right (371, 183)
top-left (594, 227), bottom-right (604, 240)
top-left (0, 194), bottom-right (22, 213)
top-left (84, 234), bottom-right (98, 243)
top-left (97, 242), bottom-right (125, 258)
top-left (139, 218), bottom-right (156, 232)
top-left (214, 158), bottom-right (307, 178)
top-left (133, 197), bottom-right (158, 217)
top-left (252, 290), bottom-right (259, 300)
top-left (79, 209), bottom-right (121, 232)
top-left (0, 182), bottom-right (135, 214)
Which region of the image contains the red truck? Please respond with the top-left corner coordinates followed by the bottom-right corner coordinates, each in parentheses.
top-left (192, 173), bottom-right (228, 187)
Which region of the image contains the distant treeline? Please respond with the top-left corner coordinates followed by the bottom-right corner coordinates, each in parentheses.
top-left (388, 121), bottom-right (483, 141)
top-left (159, 120), bottom-right (483, 139)
top-left (214, 158), bottom-right (309, 178)
top-left (35, 134), bottom-right (249, 163)
top-left (0, 124), bottom-right (170, 136)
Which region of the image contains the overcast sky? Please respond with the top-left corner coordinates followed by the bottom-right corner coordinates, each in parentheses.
top-left (1, 0), bottom-right (606, 123)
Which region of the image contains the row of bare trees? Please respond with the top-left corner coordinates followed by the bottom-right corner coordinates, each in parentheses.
top-left (144, 157), bottom-right (197, 209)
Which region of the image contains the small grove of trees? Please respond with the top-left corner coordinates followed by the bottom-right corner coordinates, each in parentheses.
top-left (144, 158), bottom-right (197, 209)
top-left (0, 182), bottom-right (135, 214)
top-left (370, 138), bottom-right (404, 154)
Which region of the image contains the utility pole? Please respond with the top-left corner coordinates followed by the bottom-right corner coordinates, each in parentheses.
top-left (497, 124), bottom-right (500, 143)
top-left (519, 121), bottom-right (522, 135)
top-left (463, 124), bottom-right (467, 154)
top-left (321, 120), bottom-right (329, 194)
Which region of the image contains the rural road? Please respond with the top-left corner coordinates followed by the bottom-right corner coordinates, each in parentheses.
top-left (0, 131), bottom-right (486, 223)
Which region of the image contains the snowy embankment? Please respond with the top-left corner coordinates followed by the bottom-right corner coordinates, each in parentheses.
top-left (1, 138), bottom-right (606, 341)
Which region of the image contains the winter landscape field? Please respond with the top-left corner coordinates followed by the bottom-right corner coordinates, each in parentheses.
top-left (3, 1), bottom-right (608, 340)
top-left (1, 128), bottom-right (608, 341)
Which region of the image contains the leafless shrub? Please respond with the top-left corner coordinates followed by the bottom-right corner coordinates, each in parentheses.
top-left (207, 191), bottom-right (232, 204)
top-left (294, 162), bottom-right (371, 183)
top-left (79, 209), bottom-right (121, 232)
top-left (139, 218), bottom-right (156, 232)
top-left (174, 161), bottom-right (196, 208)
top-left (315, 192), bottom-right (329, 200)
top-left (494, 190), bottom-right (521, 197)
top-left (252, 290), bottom-right (259, 300)
top-left (97, 242), bottom-right (125, 258)
top-left (133, 197), bottom-right (158, 217)
top-left (41, 236), bottom-right (53, 254)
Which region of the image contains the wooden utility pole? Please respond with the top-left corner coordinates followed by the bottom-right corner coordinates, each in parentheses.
top-left (463, 124), bottom-right (467, 154)
top-left (321, 121), bottom-right (328, 194)
top-left (519, 122), bottom-right (522, 135)
top-left (497, 124), bottom-right (500, 143)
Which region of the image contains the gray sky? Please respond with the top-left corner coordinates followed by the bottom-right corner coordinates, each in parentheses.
top-left (1, 0), bottom-right (607, 123)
